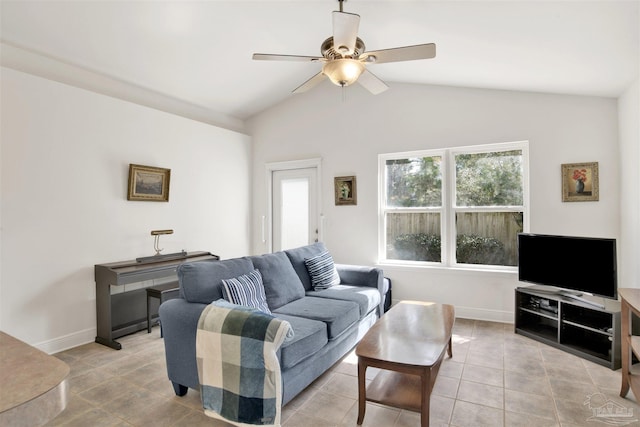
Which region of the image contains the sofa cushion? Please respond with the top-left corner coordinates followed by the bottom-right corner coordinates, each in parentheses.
top-left (273, 314), bottom-right (328, 370)
top-left (306, 285), bottom-right (381, 318)
top-left (285, 242), bottom-right (332, 291)
top-left (247, 252), bottom-right (305, 310)
top-left (221, 269), bottom-right (271, 314)
top-left (178, 258), bottom-right (254, 304)
top-left (304, 251), bottom-right (340, 290)
top-left (273, 297), bottom-right (359, 340)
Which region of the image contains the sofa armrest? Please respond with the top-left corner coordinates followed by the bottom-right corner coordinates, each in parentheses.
top-left (335, 264), bottom-right (387, 315)
top-left (159, 298), bottom-right (208, 392)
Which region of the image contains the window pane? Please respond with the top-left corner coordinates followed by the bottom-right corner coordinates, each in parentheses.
top-left (455, 212), bottom-right (523, 266)
top-left (280, 178), bottom-right (309, 250)
top-left (386, 157), bottom-right (442, 207)
top-left (456, 150), bottom-right (523, 206)
top-left (386, 212), bottom-right (441, 261)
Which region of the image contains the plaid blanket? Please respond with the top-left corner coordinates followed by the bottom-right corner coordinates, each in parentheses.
top-left (196, 299), bottom-right (293, 427)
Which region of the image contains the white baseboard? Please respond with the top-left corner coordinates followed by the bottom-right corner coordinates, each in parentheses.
top-left (454, 306), bottom-right (514, 324)
top-left (34, 328), bottom-right (96, 355)
top-left (388, 299), bottom-right (514, 324)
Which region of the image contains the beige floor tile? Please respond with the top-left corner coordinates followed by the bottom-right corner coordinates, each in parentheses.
top-left (457, 380), bottom-right (504, 409)
top-left (465, 349), bottom-right (504, 370)
top-left (587, 365), bottom-right (623, 390)
top-left (321, 372), bottom-right (360, 399)
top-left (439, 359), bottom-right (464, 379)
top-left (461, 364), bottom-right (503, 387)
top-left (394, 410), bottom-right (422, 427)
top-left (503, 353), bottom-right (546, 376)
top-left (77, 377), bottom-right (144, 406)
top-left (432, 374), bottom-right (460, 399)
top-left (450, 400), bottom-right (504, 427)
top-left (283, 410), bottom-right (339, 427)
top-left (503, 369), bottom-right (552, 396)
top-left (503, 389), bottom-right (556, 420)
top-left (430, 395), bottom-right (455, 424)
top-left (61, 407), bottom-right (128, 427)
top-left (554, 397), bottom-right (599, 425)
top-left (548, 377), bottom-right (599, 403)
top-left (67, 366), bottom-right (115, 394)
top-left (41, 320), bottom-right (631, 427)
top-left (178, 410), bottom-right (235, 426)
top-left (340, 401), bottom-right (399, 426)
top-left (124, 397), bottom-right (193, 427)
top-left (296, 390), bottom-right (356, 424)
top-left (504, 410), bottom-right (559, 427)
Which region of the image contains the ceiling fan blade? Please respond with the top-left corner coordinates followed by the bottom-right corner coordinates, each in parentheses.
top-left (253, 53), bottom-right (323, 62)
top-left (332, 11), bottom-right (360, 55)
top-left (359, 43), bottom-right (436, 64)
top-left (357, 69), bottom-right (389, 95)
top-left (293, 72), bottom-right (327, 94)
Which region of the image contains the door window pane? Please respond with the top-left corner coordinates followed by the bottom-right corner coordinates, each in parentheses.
top-left (280, 178), bottom-right (309, 250)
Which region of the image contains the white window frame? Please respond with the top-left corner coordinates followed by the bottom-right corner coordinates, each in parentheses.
top-left (378, 141), bottom-right (529, 270)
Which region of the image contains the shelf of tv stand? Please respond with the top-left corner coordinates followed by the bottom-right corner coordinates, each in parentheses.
top-left (515, 285), bottom-right (621, 370)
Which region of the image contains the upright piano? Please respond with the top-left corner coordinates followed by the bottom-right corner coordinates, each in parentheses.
top-left (94, 251), bottom-right (219, 349)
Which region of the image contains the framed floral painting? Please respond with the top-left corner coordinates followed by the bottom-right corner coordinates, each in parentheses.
top-left (334, 176), bottom-right (357, 205)
top-left (561, 162), bottom-right (599, 202)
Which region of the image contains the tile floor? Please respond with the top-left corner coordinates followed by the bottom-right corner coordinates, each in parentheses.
top-left (46, 319), bottom-right (640, 427)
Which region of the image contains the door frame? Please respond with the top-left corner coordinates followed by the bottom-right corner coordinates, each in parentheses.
top-left (265, 158), bottom-right (322, 253)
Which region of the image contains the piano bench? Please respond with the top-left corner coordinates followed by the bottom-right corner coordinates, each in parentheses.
top-left (146, 282), bottom-right (180, 335)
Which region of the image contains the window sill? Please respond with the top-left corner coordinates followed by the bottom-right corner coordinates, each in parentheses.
top-left (375, 261), bottom-right (518, 277)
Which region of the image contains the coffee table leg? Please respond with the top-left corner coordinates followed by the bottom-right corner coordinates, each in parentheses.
top-left (421, 368), bottom-right (431, 427)
top-left (447, 336), bottom-right (453, 358)
top-left (357, 359), bottom-right (366, 425)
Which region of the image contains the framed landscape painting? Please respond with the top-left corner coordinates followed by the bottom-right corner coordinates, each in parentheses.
top-left (561, 162), bottom-right (599, 202)
top-left (127, 164), bottom-right (171, 202)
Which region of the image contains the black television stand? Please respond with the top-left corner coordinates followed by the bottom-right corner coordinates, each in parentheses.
top-left (559, 292), bottom-right (606, 310)
top-left (515, 285), bottom-right (621, 369)
top-left (518, 286), bottom-right (606, 310)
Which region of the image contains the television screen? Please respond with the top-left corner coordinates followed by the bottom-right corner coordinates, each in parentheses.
top-left (517, 233), bottom-right (617, 299)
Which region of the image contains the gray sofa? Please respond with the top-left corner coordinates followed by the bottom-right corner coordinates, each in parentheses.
top-left (159, 242), bottom-right (387, 405)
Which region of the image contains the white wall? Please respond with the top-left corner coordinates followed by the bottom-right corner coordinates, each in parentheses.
top-left (1, 68), bottom-right (252, 353)
top-left (247, 82), bottom-right (620, 322)
top-left (618, 78), bottom-right (640, 289)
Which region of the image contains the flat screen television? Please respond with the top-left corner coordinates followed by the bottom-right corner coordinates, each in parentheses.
top-left (517, 233), bottom-right (618, 301)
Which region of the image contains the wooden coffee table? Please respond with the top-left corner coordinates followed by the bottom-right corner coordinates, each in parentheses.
top-left (356, 300), bottom-right (455, 427)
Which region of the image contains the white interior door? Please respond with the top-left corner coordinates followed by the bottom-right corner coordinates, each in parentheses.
top-left (272, 167), bottom-right (318, 251)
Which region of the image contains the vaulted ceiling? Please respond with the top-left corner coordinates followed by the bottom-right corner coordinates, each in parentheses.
top-left (1, 1), bottom-right (638, 133)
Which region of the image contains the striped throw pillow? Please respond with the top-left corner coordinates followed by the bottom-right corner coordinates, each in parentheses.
top-left (221, 269), bottom-right (271, 314)
top-left (304, 251), bottom-right (340, 290)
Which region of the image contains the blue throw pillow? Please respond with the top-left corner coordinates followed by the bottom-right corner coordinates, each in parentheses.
top-left (304, 251), bottom-right (340, 290)
top-left (221, 269), bottom-right (271, 314)
top-left (247, 252), bottom-right (305, 310)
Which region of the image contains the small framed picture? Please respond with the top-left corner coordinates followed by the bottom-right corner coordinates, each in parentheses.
top-left (127, 164), bottom-right (171, 202)
top-left (561, 162), bottom-right (599, 202)
top-left (335, 176), bottom-right (357, 206)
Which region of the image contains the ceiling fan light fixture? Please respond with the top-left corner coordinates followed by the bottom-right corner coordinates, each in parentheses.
top-left (322, 58), bottom-right (365, 87)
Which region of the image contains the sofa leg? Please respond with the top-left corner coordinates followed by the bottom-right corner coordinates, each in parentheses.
top-left (172, 382), bottom-right (188, 396)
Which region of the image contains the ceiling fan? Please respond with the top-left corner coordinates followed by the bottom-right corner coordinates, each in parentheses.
top-left (252, 0), bottom-right (436, 95)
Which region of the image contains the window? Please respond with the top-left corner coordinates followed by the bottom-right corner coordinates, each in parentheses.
top-left (379, 142), bottom-right (528, 269)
